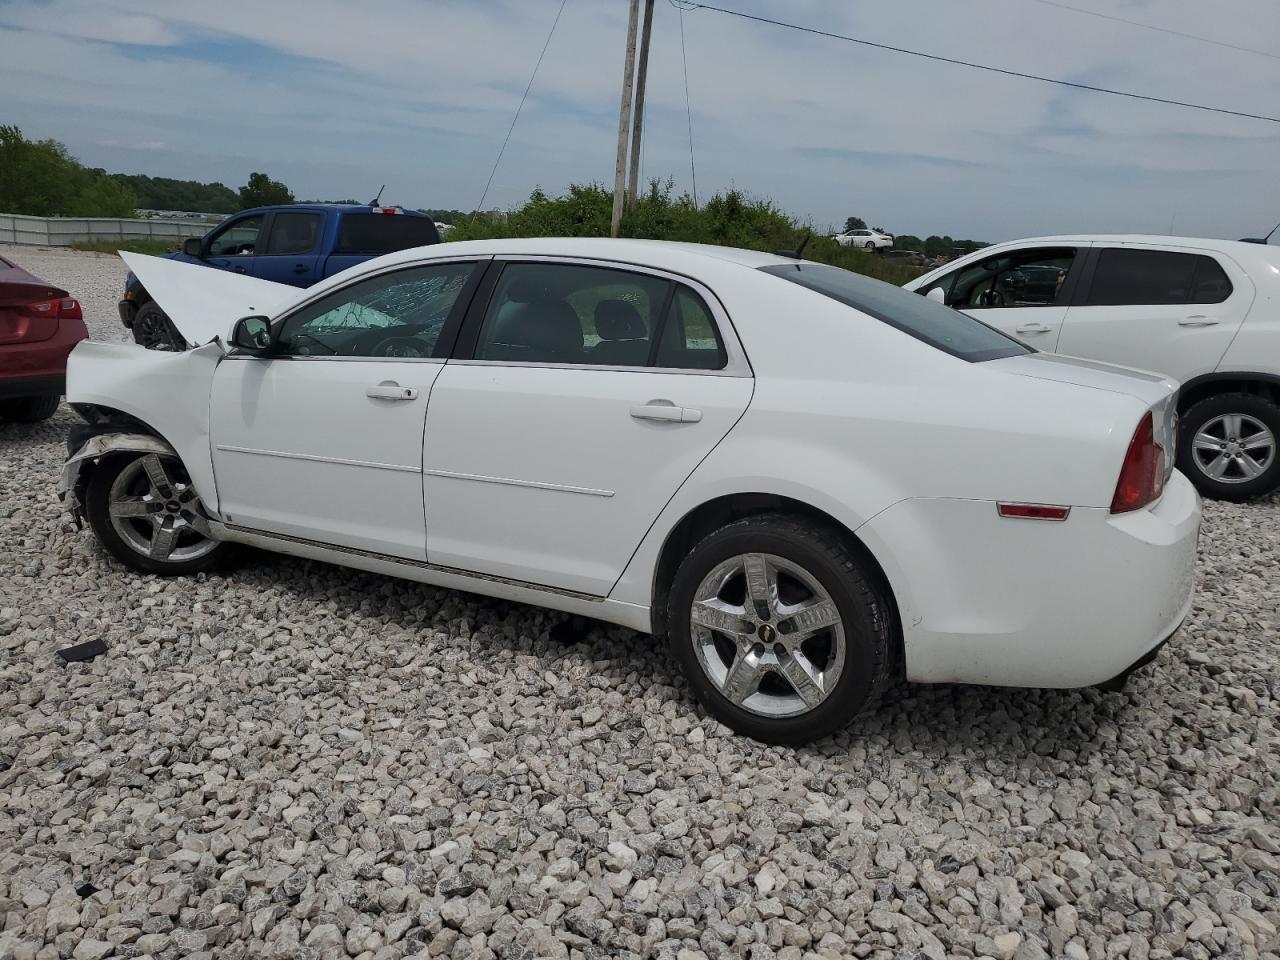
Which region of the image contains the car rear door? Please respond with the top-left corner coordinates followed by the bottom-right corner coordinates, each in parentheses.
top-left (1056, 244), bottom-right (1252, 382)
top-left (422, 258), bottom-right (753, 596)
top-left (918, 245), bottom-right (1088, 350)
top-left (251, 210), bottom-right (323, 285)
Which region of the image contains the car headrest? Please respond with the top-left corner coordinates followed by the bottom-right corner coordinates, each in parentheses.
top-left (594, 299), bottom-right (646, 341)
top-left (492, 300), bottom-right (583, 355)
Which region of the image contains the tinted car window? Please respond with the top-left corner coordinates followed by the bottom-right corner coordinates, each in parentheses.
top-left (207, 216), bottom-right (263, 257)
top-left (265, 212), bottom-right (321, 256)
top-left (1086, 249), bottom-right (1231, 306)
top-left (336, 214), bottom-right (440, 254)
top-left (277, 262), bottom-right (476, 358)
top-left (475, 263), bottom-right (672, 366)
top-left (761, 261), bottom-right (1029, 362)
top-left (655, 287), bottom-right (727, 370)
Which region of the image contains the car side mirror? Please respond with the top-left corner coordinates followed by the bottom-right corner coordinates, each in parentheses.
top-left (231, 315), bottom-right (273, 354)
top-left (925, 287), bottom-right (947, 305)
top-left (182, 238), bottom-right (203, 257)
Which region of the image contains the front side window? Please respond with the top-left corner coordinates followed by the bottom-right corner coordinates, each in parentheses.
top-left (265, 212), bottom-right (321, 256)
top-left (925, 247), bottom-right (1076, 308)
top-left (1086, 249), bottom-right (1233, 306)
top-left (276, 262), bottom-right (476, 358)
top-left (762, 261), bottom-right (1029, 362)
top-left (474, 262), bottom-right (725, 370)
top-left (207, 216), bottom-right (264, 257)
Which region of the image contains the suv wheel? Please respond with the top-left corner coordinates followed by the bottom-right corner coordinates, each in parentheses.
top-left (0, 395), bottom-right (60, 423)
top-left (132, 302), bottom-right (186, 351)
top-left (1178, 393), bottom-right (1280, 501)
top-left (667, 514), bottom-right (894, 744)
top-left (85, 452), bottom-right (229, 574)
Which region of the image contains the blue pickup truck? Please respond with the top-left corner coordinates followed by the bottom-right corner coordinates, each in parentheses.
top-left (119, 203), bottom-right (441, 349)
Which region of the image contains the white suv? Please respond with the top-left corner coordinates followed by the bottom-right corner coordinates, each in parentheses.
top-left (905, 236), bottom-right (1280, 501)
top-left (833, 228), bottom-right (893, 250)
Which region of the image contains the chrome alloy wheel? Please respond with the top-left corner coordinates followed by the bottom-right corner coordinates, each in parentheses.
top-left (690, 552), bottom-right (846, 718)
top-left (107, 455), bottom-right (218, 562)
top-left (1192, 413), bottom-right (1276, 484)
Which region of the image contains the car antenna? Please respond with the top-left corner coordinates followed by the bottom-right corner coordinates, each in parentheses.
top-left (1239, 218), bottom-right (1280, 244)
top-left (368, 184), bottom-right (386, 206)
top-left (776, 230), bottom-right (812, 260)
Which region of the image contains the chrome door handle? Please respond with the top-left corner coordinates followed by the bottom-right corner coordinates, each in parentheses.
top-left (1015, 323), bottom-right (1052, 334)
top-left (366, 382), bottom-right (418, 401)
top-left (630, 400), bottom-right (702, 423)
top-left (1178, 316), bottom-right (1219, 327)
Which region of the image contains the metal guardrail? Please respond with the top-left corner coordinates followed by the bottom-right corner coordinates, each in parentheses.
top-left (0, 212), bottom-right (209, 247)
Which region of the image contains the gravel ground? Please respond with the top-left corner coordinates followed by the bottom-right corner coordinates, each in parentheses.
top-left (1, 246), bottom-right (1278, 960)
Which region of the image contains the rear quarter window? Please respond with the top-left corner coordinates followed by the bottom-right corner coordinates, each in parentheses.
top-left (336, 214), bottom-right (441, 255)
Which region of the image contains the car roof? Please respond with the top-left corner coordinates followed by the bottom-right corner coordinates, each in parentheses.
top-left (238, 203), bottom-right (431, 218)
top-left (369, 237), bottom-right (796, 272)
top-left (984, 234), bottom-right (1274, 256)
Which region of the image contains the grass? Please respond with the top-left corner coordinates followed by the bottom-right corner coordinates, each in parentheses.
top-left (69, 239), bottom-right (180, 256)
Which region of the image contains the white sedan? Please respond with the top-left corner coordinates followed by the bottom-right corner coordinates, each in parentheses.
top-left (60, 239), bottom-right (1199, 743)
top-left (832, 228), bottom-right (893, 250)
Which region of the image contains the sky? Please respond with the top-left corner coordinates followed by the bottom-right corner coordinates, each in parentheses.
top-left (1, 0), bottom-right (1278, 242)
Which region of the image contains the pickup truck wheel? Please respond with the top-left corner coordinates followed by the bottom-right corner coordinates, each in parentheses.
top-left (132, 302), bottom-right (186, 351)
top-left (667, 514), bottom-right (894, 744)
top-left (1178, 393), bottom-right (1280, 501)
top-left (0, 395), bottom-right (60, 423)
top-left (85, 452), bottom-right (229, 575)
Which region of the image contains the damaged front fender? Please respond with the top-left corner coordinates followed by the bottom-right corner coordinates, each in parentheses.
top-left (64, 339), bottom-right (226, 515)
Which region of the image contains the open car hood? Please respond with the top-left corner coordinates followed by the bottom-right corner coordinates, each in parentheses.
top-left (121, 252), bottom-right (297, 347)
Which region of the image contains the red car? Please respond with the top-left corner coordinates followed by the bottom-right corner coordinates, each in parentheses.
top-left (0, 255), bottom-right (87, 423)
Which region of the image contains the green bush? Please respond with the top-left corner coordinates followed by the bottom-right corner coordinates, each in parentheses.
top-left (446, 181), bottom-right (922, 285)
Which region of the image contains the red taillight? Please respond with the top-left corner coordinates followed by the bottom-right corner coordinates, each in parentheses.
top-left (1110, 413), bottom-right (1166, 514)
top-left (0, 296), bottom-right (82, 344)
top-left (26, 297), bottom-right (81, 319)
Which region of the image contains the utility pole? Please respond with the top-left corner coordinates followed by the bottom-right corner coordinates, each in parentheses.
top-left (626, 0), bottom-right (656, 206)
top-left (611, 0), bottom-right (641, 238)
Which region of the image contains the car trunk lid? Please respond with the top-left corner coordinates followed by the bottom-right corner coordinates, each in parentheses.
top-left (0, 267), bottom-right (74, 344)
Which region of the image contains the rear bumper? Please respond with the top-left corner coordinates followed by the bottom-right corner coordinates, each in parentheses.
top-left (857, 470), bottom-right (1200, 688)
top-left (0, 318), bottom-right (88, 397)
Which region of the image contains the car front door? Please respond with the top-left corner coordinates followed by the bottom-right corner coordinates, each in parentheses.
top-left (422, 259), bottom-right (753, 596)
top-left (208, 258), bottom-right (484, 558)
top-left (920, 245), bottom-right (1087, 350)
top-left (1056, 245), bottom-right (1252, 381)
top-left (202, 214), bottom-right (266, 275)
top-left (251, 211), bottom-right (323, 286)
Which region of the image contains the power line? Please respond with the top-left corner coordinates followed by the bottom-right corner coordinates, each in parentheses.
top-left (475, 0), bottom-right (570, 213)
top-left (1030, 0), bottom-right (1280, 62)
top-left (678, 2), bottom-right (699, 206)
top-left (668, 0), bottom-right (1280, 125)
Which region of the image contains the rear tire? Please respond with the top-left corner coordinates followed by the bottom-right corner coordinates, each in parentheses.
top-left (132, 302), bottom-right (186, 351)
top-left (0, 395), bottom-right (60, 423)
top-left (1178, 393), bottom-right (1280, 501)
top-left (667, 514), bottom-right (894, 744)
top-left (865, 242), bottom-right (876, 251)
top-left (85, 452), bottom-right (230, 575)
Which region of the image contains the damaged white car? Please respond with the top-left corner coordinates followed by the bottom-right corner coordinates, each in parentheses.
top-left (61, 239), bottom-right (1199, 743)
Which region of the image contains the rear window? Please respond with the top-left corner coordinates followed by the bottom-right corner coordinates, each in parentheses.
top-left (760, 262), bottom-right (1030, 362)
top-left (335, 213), bottom-right (440, 255)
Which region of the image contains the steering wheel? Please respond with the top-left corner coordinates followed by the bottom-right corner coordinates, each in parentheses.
top-left (976, 288), bottom-right (1007, 307)
top-left (371, 336), bottom-right (431, 358)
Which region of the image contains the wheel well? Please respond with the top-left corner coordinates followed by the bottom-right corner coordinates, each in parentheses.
top-left (1178, 376), bottom-right (1280, 413)
top-left (650, 493), bottom-right (903, 666)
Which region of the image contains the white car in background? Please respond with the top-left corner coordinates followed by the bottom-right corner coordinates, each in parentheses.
top-left (832, 228), bottom-right (893, 250)
top-left (906, 235), bottom-right (1280, 501)
top-left (60, 239), bottom-right (1197, 743)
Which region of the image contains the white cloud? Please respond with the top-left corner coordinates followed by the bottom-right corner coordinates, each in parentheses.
top-left (0, 0), bottom-right (1276, 241)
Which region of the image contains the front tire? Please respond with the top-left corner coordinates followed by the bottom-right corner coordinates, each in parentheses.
top-left (667, 515), bottom-right (894, 744)
top-left (85, 452), bottom-right (229, 575)
top-left (132, 302), bottom-right (186, 351)
top-left (0, 395), bottom-right (60, 423)
top-left (1178, 393), bottom-right (1280, 501)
